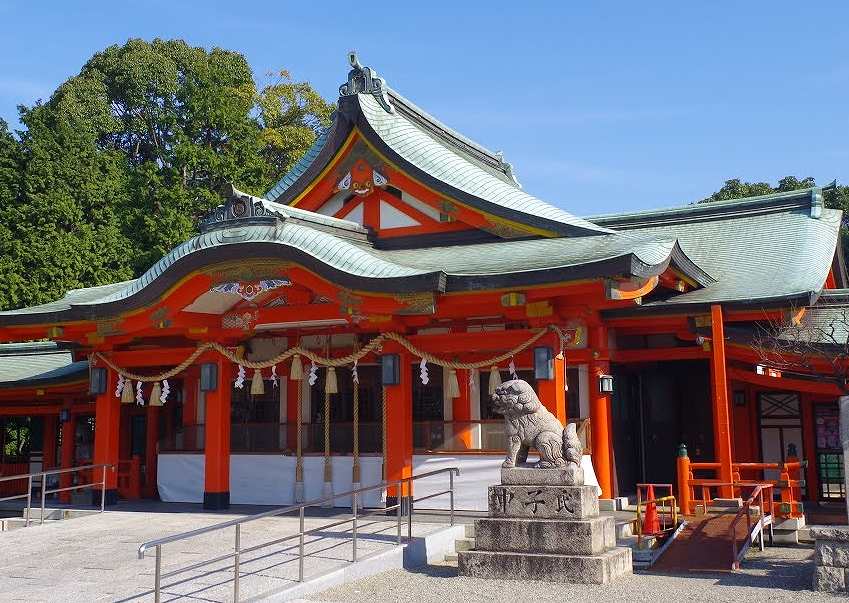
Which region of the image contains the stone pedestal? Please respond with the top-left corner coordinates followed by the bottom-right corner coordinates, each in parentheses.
top-left (458, 467), bottom-right (632, 584)
top-left (812, 527), bottom-right (849, 593)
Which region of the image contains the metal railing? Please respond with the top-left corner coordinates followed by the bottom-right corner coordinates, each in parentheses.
top-left (729, 482), bottom-right (775, 570)
top-left (138, 466), bottom-right (460, 603)
top-left (634, 483), bottom-right (678, 547)
top-left (0, 463), bottom-right (115, 527)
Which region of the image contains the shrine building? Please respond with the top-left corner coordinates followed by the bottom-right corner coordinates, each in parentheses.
top-left (0, 54), bottom-right (844, 510)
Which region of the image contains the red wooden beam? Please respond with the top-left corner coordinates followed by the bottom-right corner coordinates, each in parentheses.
top-left (728, 366), bottom-right (843, 396)
top-left (610, 347), bottom-right (710, 363)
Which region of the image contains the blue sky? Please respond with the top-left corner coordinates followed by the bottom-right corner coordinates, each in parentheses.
top-left (0, 1), bottom-right (846, 215)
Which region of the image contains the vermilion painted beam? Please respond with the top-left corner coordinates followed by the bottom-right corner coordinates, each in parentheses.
top-left (727, 367), bottom-right (843, 396)
top-left (93, 369), bottom-right (120, 504)
top-left (610, 347), bottom-right (709, 363)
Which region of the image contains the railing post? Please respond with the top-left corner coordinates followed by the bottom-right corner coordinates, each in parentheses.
top-left (676, 444), bottom-right (691, 516)
top-left (298, 506), bottom-right (305, 582)
top-left (449, 470), bottom-right (455, 526)
top-left (352, 492), bottom-right (358, 562)
top-left (40, 474), bottom-right (47, 526)
top-left (154, 545), bottom-right (162, 603)
top-left (396, 480), bottom-right (402, 545)
top-left (101, 466), bottom-right (107, 513)
top-left (234, 524), bottom-right (241, 602)
top-left (24, 475), bottom-right (32, 527)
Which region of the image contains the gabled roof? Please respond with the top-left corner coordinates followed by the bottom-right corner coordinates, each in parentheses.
top-left (265, 54), bottom-right (613, 238)
top-left (0, 186), bottom-right (709, 326)
top-left (0, 342), bottom-right (87, 388)
top-left (591, 186), bottom-right (842, 311)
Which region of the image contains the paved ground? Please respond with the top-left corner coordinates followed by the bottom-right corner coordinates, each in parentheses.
top-left (310, 546), bottom-right (838, 603)
top-left (0, 507), bottom-right (443, 602)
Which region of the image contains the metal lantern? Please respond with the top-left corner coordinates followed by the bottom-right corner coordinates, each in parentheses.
top-left (200, 362), bottom-right (218, 392)
top-left (89, 367), bottom-right (108, 395)
top-left (533, 347), bottom-right (553, 380)
top-left (381, 354), bottom-right (400, 385)
top-left (598, 374), bottom-right (614, 394)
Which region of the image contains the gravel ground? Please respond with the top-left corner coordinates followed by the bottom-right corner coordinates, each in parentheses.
top-left (309, 546), bottom-right (841, 603)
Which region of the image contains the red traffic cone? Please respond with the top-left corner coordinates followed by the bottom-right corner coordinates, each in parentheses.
top-left (643, 484), bottom-right (661, 535)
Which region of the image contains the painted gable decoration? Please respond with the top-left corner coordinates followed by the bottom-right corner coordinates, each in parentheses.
top-left (212, 279), bottom-right (292, 301)
top-left (335, 158), bottom-right (390, 197)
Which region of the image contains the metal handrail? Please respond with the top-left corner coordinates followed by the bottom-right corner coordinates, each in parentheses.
top-left (138, 466), bottom-right (460, 603)
top-left (0, 463), bottom-right (116, 527)
top-left (729, 482), bottom-right (775, 569)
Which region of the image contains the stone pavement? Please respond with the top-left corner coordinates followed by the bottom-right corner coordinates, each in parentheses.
top-left (311, 546), bottom-right (836, 603)
top-left (0, 507), bottom-right (444, 602)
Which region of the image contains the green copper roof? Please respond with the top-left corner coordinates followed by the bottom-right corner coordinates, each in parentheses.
top-left (0, 186), bottom-right (704, 325)
top-left (591, 187), bottom-right (842, 309)
top-left (265, 55), bottom-right (612, 237)
top-left (0, 342), bottom-right (87, 388)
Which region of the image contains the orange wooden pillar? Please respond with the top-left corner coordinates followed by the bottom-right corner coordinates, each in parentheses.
top-left (453, 369), bottom-right (473, 449)
top-left (537, 345), bottom-right (567, 425)
top-left (710, 304), bottom-right (734, 497)
top-left (385, 348), bottom-right (413, 509)
top-left (93, 370), bottom-right (120, 505)
top-left (589, 324), bottom-right (614, 499)
top-left (42, 415), bottom-right (58, 470)
top-left (59, 404), bottom-right (75, 503)
top-left (145, 404), bottom-right (160, 498)
top-left (204, 358), bottom-right (231, 509)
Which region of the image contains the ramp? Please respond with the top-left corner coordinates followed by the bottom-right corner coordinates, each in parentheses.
top-left (649, 512), bottom-right (758, 573)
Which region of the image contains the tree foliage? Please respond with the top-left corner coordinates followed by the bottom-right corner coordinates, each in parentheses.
top-left (0, 39), bottom-right (332, 310)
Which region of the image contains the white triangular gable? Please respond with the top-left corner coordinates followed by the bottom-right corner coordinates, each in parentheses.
top-left (379, 200), bottom-right (420, 229)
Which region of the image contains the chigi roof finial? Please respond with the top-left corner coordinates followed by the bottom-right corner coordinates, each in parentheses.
top-left (339, 51), bottom-right (394, 113)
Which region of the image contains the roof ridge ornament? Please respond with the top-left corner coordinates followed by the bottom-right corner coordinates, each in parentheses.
top-left (339, 51), bottom-right (394, 113)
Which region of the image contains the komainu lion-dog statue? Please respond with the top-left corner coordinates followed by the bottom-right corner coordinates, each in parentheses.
top-left (491, 379), bottom-right (584, 483)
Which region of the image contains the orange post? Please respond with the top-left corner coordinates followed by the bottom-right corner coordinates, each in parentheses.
top-left (589, 324), bottom-right (613, 499)
top-left (537, 346), bottom-right (567, 425)
top-left (385, 348), bottom-right (413, 506)
top-left (676, 444), bottom-right (692, 515)
top-left (93, 370), bottom-right (120, 505)
top-left (203, 358), bottom-right (231, 509)
top-left (710, 305), bottom-right (734, 498)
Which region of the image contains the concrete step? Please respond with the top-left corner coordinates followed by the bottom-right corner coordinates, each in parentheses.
top-left (454, 537), bottom-right (476, 552)
top-left (616, 519), bottom-right (636, 539)
top-left (464, 523), bottom-right (475, 538)
top-left (444, 552), bottom-right (458, 563)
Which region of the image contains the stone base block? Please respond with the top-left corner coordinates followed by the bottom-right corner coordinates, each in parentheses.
top-left (814, 566), bottom-right (847, 592)
top-left (501, 466), bottom-right (583, 486)
top-left (488, 484), bottom-right (598, 519)
top-left (598, 497), bottom-right (628, 512)
top-left (458, 547), bottom-right (632, 584)
top-left (474, 516), bottom-right (615, 556)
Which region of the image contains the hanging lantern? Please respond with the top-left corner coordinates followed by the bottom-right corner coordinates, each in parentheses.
top-left (290, 355), bottom-right (303, 381)
top-left (325, 367), bottom-right (338, 394)
top-left (149, 382), bottom-right (163, 407)
top-left (447, 368), bottom-right (460, 398)
top-left (121, 379), bottom-right (135, 404)
top-left (488, 365), bottom-right (503, 395)
top-left (250, 369), bottom-right (265, 395)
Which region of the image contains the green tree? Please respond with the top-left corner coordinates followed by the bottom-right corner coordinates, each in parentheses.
top-left (0, 38), bottom-right (333, 310)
